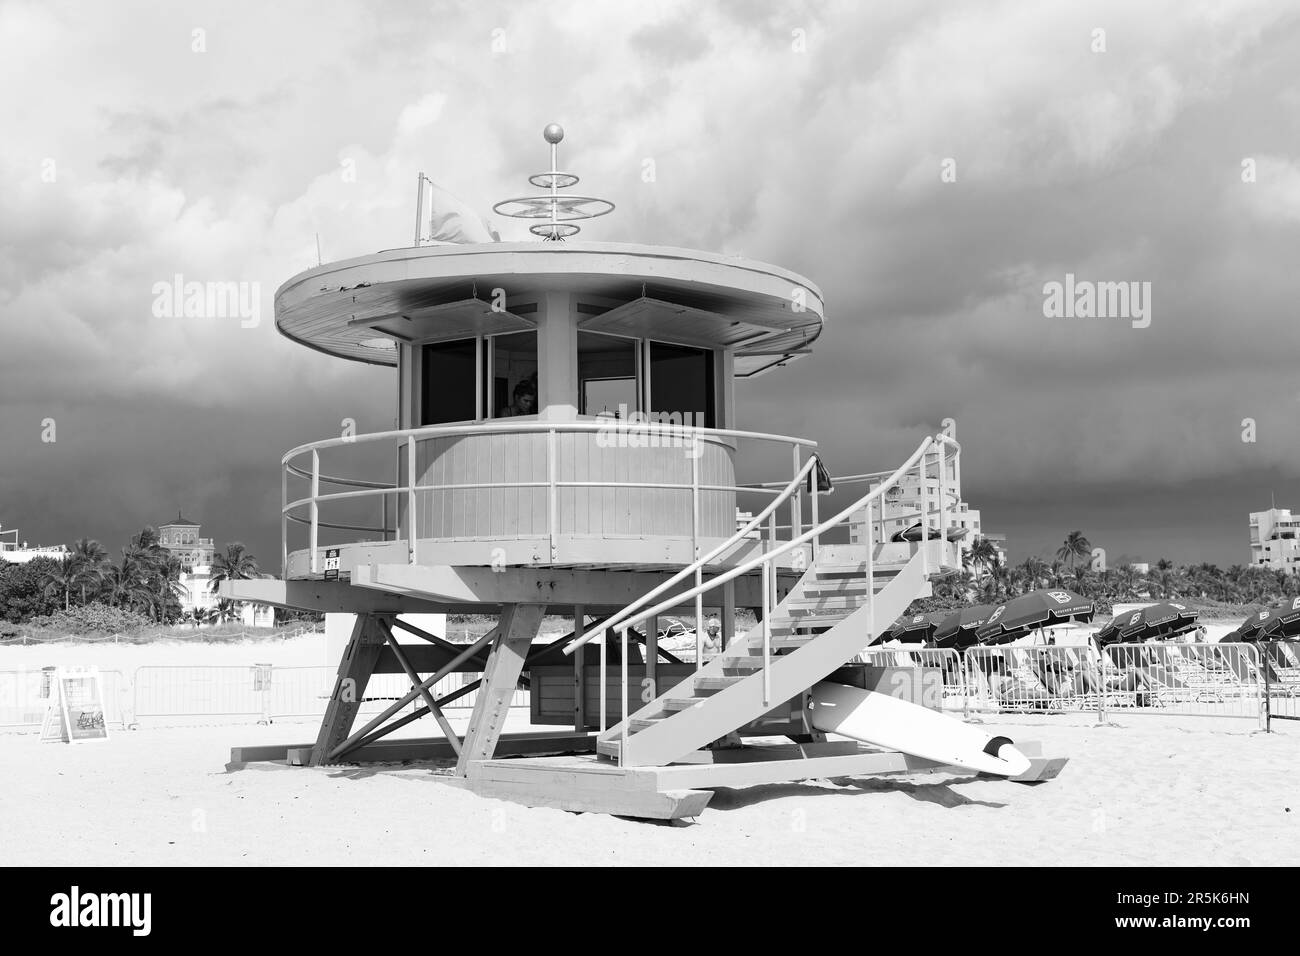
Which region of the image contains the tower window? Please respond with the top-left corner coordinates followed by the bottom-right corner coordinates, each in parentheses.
top-left (421, 338), bottom-right (478, 425)
top-left (648, 341), bottom-right (715, 429)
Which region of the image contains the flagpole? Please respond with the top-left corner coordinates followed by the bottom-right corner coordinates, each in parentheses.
top-left (414, 172), bottom-right (426, 247)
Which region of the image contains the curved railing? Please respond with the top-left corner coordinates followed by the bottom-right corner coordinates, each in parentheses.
top-left (280, 420), bottom-right (818, 574)
top-left (567, 452), bottom-right (823, 657)
top-left (563, 431), bottom-right (962, 761)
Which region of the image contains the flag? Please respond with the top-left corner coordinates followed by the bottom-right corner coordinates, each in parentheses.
top-left (425, 180), bottom-right (498, 244)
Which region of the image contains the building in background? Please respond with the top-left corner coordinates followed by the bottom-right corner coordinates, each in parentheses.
top-left (857, 472), bottom-right (1007, 567)
top-left (160, 514), bottom-right (273, 626)
top-left (0, 525), bottom-right (68, 564)
top-left (158, 513), bottom-right (214, 570)
top-left (1250, 507), bottom-right (1300, 569)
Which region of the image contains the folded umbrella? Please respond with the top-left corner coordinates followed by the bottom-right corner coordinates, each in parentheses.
top-left (879, 610), bottom-right (949, 645)
top-left (933, 604), bottom-right (997, 649)
top-left (1095, 602), bottom-right (1200, 646)
top-left (975, 589), bottom-right (1094, 645)
top-left (1233, 596), bottom-right (1300, 641)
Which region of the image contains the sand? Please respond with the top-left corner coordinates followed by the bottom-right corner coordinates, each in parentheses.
top-left (0, 709), bottom-right (1293, 866)
top-left (2, 633), bottom-right (1295, 866)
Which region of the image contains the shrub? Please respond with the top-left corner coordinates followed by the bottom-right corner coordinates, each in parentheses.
top-left (33, 603), bottom-right (154, 633)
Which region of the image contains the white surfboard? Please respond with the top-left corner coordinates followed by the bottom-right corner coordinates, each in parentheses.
top-left (809, 681), bottom-right (1031, 777)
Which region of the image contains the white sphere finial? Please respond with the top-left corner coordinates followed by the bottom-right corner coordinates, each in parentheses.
top-left (543, 123), bottom-right (564, 145)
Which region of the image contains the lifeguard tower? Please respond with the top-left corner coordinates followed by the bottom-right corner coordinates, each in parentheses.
top-left (226, 126), bottom-right (1050, 819)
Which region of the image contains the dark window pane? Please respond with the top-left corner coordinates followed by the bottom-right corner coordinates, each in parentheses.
top-left (649, 342), bottom-right (714, 428)
top-left (421, 338), bottom-right (477, 425)
top-left (492, 331), bottom-right (538, 417)
top-left (578, 332), bottom-right (637, 417)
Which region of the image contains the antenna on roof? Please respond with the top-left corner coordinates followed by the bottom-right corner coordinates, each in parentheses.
top-left (493, 124), bottom-right (614, 241)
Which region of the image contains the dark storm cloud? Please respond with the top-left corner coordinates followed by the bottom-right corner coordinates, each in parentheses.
top-left (1, 0), bottom-right (1297, 567)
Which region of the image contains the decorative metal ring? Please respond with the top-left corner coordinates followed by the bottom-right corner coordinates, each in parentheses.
top-left (492, 196), bottom-right (616, 221)
top-left (530, 223), bottom-right (581, 239)
top-left (528, 172), bottom-right (580, 189)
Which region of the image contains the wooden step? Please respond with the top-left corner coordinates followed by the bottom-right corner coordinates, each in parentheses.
top-left (771, 634), bottom-right (817, 650)
top-left (798, 580), bottom-right (881, 597)
top-left (695, 675), bottom-right (746, 691)
top-left (664, 697), bottom-right (706, 712)
top-left (785, 597), bottom-right (862, 613)
top-left (815, 562), bottom-right (906, 577)
top-left (720, 657), bottom-right (764, 672)
top-left (771, 611), bottom-right (853, 629)
top-left (630, 716), bottom-right (665, 732)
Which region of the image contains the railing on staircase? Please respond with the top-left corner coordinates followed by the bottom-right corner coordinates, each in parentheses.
top-left (563, 431), bottom-right (963, 767)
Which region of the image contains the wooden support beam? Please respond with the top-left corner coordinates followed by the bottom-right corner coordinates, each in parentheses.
top-left (573, 605), bottom-right (586, 733)
top-left (349, 679), bottom-right (482, 752)
top-left (327, 623), bottom-right (501, 762)
top-left (377, 617), bottom-right (462, 757)
top-left (309, 614), bottom-right (386, 766)
top-left (455, 603), bottom-right (545, 776)
top-left (721, 580), bottom-right (736, 652)
top-left (647, 613), bottom-right (658, 697)
top-left (227, 731), bottom-right (600, 767)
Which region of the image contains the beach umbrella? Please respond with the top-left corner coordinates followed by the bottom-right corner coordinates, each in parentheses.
top-left (889, 521), bottom-right (945, 543)
top-left (975, 589), bottom-right (1094, 645)
top-left (880, 611), bottom-right (948, 644)
top-left (1095, 602), bottom-right (1200, 646)
top-left (1231, 596), bottom-right (1300, 641)
top-left (933, 604), bottom-right (997, 649)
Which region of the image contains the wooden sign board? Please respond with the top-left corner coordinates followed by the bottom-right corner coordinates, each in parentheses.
top-left (41, 667), bottom-right (109, 744)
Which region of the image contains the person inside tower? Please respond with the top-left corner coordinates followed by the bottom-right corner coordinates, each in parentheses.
top-left (502, 378), bottom-right (537, 417)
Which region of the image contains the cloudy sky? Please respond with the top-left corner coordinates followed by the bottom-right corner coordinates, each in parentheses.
top-left (1, 0), bottom-right (1297, 569)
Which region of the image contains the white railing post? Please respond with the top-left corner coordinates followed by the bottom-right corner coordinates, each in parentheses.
top-left (761, 561), bottom-right (771, 707)
top-left (600, 629), bottom-right (607, 733)
top-left (691, 440), bottom-right (700, 559)
top-left (548, 428), bottom-right (558, 562)
top-left (620, 626), bottom-right (629, 766)
top-left (810, 470), bottom-right (820, 565)
top-left (938, 440), bottom-right (948, 567)
top-left (768, 511), bottom-right (778, 610)
top-left (865, 495), bottom-right (875, 640)
top-left (919, 450), bottom-right (929, 579)
top-left (693, 441), bottom-right (703, 671)
top-left (407, 435), bottom-right (417, 565)
top-left (281, 462), bottom-right (289, 576)
top-left (791, 445), bottom-right (803, 544)
top-left (309, 450), bottom-right (320, 573)
top-left (694, 568), bottom-right (704, 672)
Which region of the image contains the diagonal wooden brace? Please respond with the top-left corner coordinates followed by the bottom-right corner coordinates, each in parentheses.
top-left (455, 603), bottom-right (545, 776)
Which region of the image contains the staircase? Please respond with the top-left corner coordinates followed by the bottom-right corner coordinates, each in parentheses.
top-left (596, 548), bottom-right (932, 766)
top-left (564, 430), bottom-right (963, 771)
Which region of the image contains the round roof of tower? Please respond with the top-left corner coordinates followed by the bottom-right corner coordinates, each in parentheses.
top-left (275, 241), bottom-right (824, 378)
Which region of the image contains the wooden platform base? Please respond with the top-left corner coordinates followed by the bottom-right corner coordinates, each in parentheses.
top-left (228, 731), bottom-right (598, 767)
top-left (461, 741), bottom-right (1068, 820)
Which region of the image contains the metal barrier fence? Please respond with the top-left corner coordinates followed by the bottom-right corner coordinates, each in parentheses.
top-left (0, 668), bottom-right (131, 730)
top-left (962, 642), bottom-right (1266, 726)
top-left (1259, 640), bottom-right (1300, 723)
top-left (861, 647), bottom-right (967, 712)
top-left (263, 667), bottom-right (526, 721)
top-left (964, 645), bottom-right (1110, 719)
top-left (0, 659), bottom-right (532, 732)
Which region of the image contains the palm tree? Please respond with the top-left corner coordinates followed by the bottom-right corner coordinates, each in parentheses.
top-left (965, 538), bottom-right (999, 577)
top-left (40, 558), bottom-right (73, 611)
top-left (68, 538), bottom-right (109, 604)
top-left (1019, 556), bottom-right (1048, 592)
top-left (209, 543), bottom-right (260, 597)
top-left (1056, 531), bottom-right (1092, 569)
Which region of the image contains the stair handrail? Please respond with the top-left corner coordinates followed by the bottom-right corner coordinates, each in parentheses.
top-left (603, 434), bottom-right (944, 639)
top-left (565, 452), bottom-right (822, 655)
